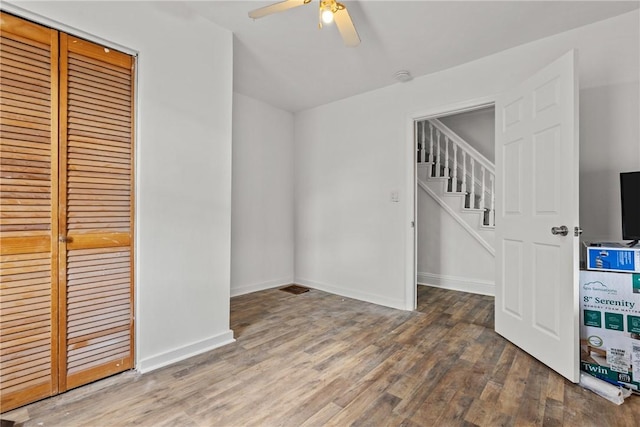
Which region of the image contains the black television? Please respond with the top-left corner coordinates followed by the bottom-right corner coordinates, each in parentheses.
top-left (620, 171), bottom-right (640, 247)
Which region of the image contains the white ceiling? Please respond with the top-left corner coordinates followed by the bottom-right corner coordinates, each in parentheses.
top-left (165, 1), bottom-right (639, 112)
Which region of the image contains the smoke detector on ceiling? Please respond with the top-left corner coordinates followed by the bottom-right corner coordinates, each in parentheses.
top-left (394, 70), bottom-right (413, 83)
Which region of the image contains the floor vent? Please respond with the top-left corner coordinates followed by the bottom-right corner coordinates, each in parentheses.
top-left (279, 285), bottom-right (310, 295)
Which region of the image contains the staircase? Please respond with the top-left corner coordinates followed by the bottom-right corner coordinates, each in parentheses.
top-left (416, 118), bottom-right (495, 253)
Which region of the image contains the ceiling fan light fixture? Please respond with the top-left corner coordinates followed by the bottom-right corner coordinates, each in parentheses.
top-left (248, 0), bottom-right (360, 47)
top-left (321, 9), bottom-right (334, 24)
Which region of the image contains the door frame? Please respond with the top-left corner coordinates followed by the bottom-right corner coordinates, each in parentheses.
top-left (404, 95), bottom-right (497, 310)
top-left (1, 1), bottom-right (141, 371)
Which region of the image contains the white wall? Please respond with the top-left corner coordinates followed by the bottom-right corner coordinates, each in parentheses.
top-left (580, 81), bottom-right (640, 242)
top-left (294, 10), bottom-right (639, 309)
top-left (231, 93), bottom-right (295, 296)
top-left (417, 188), bottom-right (495, 295)
top-left (9, 1), bottom-right (235, 371)
top-left (438, 107), bottom-right (496, 162)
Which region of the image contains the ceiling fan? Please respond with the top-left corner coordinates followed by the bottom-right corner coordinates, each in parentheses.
top-left (248, 0), bottom-right (361, 47)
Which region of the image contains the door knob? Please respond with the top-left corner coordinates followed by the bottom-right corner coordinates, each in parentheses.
top-left (551, 226), bottom-right (568, 236)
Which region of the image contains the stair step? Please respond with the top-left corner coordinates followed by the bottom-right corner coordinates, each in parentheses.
top-left (418, 178), bottom-right (494, 249)
top-left (443, 191), bottom-right (466, 198)
top-left (462, 208), bottom-right (485, 214)
top-left (418, 125), bottom-right (496, 239)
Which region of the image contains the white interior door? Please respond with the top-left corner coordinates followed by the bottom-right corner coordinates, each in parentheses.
top-left (495, 50), bottom-right (580, 382)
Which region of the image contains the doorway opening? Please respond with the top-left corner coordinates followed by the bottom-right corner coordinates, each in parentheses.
top-left (415, 105), bottom-right (496, 308)
top-left (404, 98), bottom-right (495, 311)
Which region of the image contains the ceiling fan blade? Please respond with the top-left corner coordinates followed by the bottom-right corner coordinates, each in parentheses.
top-left (248, 0), bottom-right (309, 19)
top-left (334, 6), bottom-right (360, 47)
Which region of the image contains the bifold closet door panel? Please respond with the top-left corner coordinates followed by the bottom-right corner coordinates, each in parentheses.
top-left (59, 34), bottom-right (135, 390)
top-left (0, 12), bottom-right (59, 411)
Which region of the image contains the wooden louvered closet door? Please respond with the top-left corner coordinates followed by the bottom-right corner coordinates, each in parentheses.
top-left (59, 34), bottom-right (134, 391)
top-left (0, 13), bottom-right (59, 410)
top-left (0, 13), bottom-right (135, 411)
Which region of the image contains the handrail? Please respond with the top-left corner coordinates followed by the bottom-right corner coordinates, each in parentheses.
top-left (429, 118), bottom-right (494, 175)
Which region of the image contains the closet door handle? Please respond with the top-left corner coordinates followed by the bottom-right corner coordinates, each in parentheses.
top-left (59, 235), bottom-right (73, 243)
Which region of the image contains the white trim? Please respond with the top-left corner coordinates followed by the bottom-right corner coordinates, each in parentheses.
top-left (404, 115), bottom-right (417, 311)
top-left (133, 44), bottom-right (142, 373)
top-left (295, 278), bottom-right (408, 311)
top-left (418, 273), bottom-right (495, 296)
top-left (230, 277), bottom-right (294, 297)
top-left (418, 179), bottom-right (495, 256)
top-left (412, 96), bottom-right (496, 122)
top-left (1, 2), bottom-right (139, 55)
top-left (137, 330), bottom-right (235, 374)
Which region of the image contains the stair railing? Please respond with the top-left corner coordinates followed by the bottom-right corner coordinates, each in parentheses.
top-left (416, 118), bottom-right (495, 226)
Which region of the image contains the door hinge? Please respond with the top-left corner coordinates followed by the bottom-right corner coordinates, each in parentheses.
top-left (411, 221), bottom-right (415, 228)
top-left (574, 226), bottom-right (583, 237)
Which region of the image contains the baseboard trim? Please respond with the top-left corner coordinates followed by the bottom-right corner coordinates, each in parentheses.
top-left (137, 330), bottom-right (235, 374)
top-left (230, 277), bottom-right (294, 297)
top-left (295, 277), bottom-right (407, 311)
top-left (418, 272), bottom-right (495, 296)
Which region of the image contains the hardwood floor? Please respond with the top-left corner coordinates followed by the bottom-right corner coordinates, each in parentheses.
top-left (3, 285), bottom-right (639, 426)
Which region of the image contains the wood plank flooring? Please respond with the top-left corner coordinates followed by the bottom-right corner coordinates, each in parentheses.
top-left (2, 285), bottom-right (639, 426)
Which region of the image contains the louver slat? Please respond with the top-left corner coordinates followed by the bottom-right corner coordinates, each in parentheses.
top-left (0, 12), bottom-right (59, 412)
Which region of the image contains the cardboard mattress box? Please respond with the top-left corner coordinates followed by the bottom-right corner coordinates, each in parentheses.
top-left (579, 270), bottom-right (640, 390)
top-left (586, 246), bottom-right (640, 274)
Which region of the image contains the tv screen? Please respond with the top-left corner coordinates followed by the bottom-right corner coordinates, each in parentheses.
top-left (620, 171), bottom-right (640, 244)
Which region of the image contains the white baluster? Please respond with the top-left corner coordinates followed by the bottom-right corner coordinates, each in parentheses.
top-left (480, 166), bottom-right (486, 211)
top-left (444, 136), bottom-right (450, 178)
top-left (429, 123), bottom-right (434, 164)
top-left (461, 151), bottom-right (467, 193)
top-left (452, 144), bottom-right (458, 192)
top-left (421, 121), bottom-right (426, 163)
top-left (470, 158), bottom-right (476, 209)
top-left (435, 130), bottom-right (441, 177)
top-left (415, 121), bottom-right (420, 162)
top-left (490, 174), bottom-right (496, 226)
